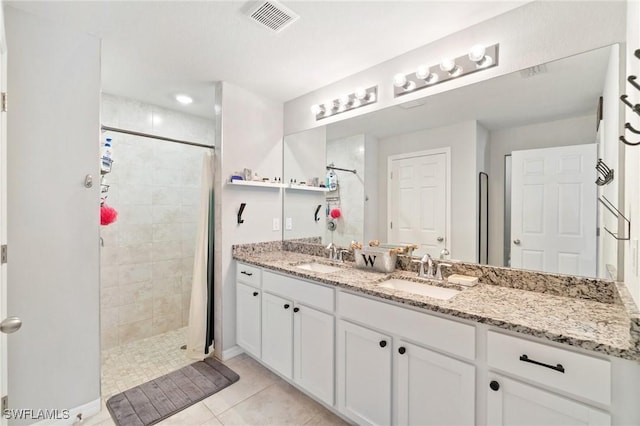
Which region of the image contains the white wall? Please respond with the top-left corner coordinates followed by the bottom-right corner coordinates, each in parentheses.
top-left (217, 82), bottom-right (283, 356)
top-left (377, 121), bottom-right (479, 262)
top-left (283, 127), bottom-right (326, 241)
top-left (99, 94), bottom-right (214, 350)
top-left (6, 6), bottom-right (101, 419)
top-left (487, 114), bottom-right (595, 267)
top-left (624, 0), bottom-right (640, 303)
top-left (284, 1), bottom-right (625, 135)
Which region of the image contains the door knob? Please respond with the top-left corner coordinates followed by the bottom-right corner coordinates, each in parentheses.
top-left (437, 236), bottom-right (444, 242)
top-left (513, 239), bottom-right (521, 245)
top-left (0, 317), bottom-right (22, 334)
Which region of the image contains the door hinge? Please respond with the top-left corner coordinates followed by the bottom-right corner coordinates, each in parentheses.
top-left (390, 221), bottom-right (393, 229)
top-left (1, 245), bottom-right (7, 264)
top-left (2, 395), bottom-right (8, 412)
top-left (1, 92), bottom-right (7, 112)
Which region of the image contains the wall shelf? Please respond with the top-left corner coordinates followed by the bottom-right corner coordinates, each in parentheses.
top-left (286, 184), bottom-right (330, 193)
top-left (227, 179), bottom-right (285, 189)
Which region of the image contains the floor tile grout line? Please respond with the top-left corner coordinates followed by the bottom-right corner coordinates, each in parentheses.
top-left (211, 379), bottom-right (281, 418)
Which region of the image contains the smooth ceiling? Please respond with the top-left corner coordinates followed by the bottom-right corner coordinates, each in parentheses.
top-left (8, 1), bottom-right (529, 117)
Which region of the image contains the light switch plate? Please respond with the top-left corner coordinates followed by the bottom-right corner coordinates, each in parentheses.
top-left (272, 218), bottom-right (280, 231)
top-left (286, 217), bottom-right (292, 230)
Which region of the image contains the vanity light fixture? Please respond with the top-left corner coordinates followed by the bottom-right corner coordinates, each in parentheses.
top-left (393, 43), bottom-right (499, 98)
top-left (311, 86), bottom-right (377, 121)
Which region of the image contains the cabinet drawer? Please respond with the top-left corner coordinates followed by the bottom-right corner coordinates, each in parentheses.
top-left (338, 291), bottom-right (475, 360)
top-left (236, 263), bottom-right (261, 286)
top-left (487, 331), bottom-right (611, 405)
top-left (263, 271), bottom-right (334, 312)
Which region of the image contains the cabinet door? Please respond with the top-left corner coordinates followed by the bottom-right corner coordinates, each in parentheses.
top-left (487, 375), bottom-right (611, 426)
top-left (337, 320), bottom-right (392, 426)
top-left (293, 304), bottom-right (334, 406)
top-left (236, 282), bottom-right (261, 357)
top-left (397, 341), bottom-right (475, 425)
top-left (262, 292), bottom-right (293, 379)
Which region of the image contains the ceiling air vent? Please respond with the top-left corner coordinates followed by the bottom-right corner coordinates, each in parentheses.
top-left (248, 1), bottom-right (299, 33)
top-left (520, 64), bottom-right (548, 79)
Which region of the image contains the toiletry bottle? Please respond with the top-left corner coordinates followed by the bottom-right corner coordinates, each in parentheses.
top-left (101, 137), bottom-right (113, 172)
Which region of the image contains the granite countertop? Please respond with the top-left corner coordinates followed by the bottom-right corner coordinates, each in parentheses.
top-left (233, 249), bottom-right (640, 361)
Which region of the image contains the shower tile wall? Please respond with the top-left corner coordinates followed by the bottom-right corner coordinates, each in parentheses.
top-left (325, 135), bottom-right (365, 247)
top-left (100, 94), bottom-right (215, 350)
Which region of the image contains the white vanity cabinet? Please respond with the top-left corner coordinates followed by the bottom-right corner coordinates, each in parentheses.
top-left (261, 271), bottom-right (336, 405)
top-left (337, 291), bottom-right (476, 426)
top-left (235, 263), bottom-right (262, 358)
top-left (486, 330), bottom-right (611, 425)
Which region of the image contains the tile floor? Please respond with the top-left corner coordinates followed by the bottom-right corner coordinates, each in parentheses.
top-left (87, 327), bottom-right (349, 425)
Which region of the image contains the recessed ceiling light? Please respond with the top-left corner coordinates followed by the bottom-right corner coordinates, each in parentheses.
top-left (175, 94), bottom-right (193, 105)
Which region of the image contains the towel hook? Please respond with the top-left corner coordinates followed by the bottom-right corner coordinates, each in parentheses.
top-left (635, 49), bottom-right (640, 60)
top-left (314, 204), bottom-right (322, 222)
top-left (625, 122), bottom-right (640, 134)
top-left (237, 203), bottom-right (246, 224)
top-left (629, 76), bottom-right (640, 92)
top-left (620, 135), bottom-right (640, 146)
top-left (620, 95), bottom-right (640, 114)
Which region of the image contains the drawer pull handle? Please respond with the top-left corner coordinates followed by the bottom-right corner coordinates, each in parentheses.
top-left (519, 354), bottom-right (565, 373)
top-left (379, 340), bottom-right (387, 348)
top-left (284, 304), bottom-right (290, 309)
top-left (252, 291), bottom-right (259, 297)
top-left (293, 307), bottom-right (300, 313)
top-left (241, 271), bottom-right (253, 276)
top-left (489, 380), bottom-right (500, 391)
top-left (398, 347), bottom-right (406, 355)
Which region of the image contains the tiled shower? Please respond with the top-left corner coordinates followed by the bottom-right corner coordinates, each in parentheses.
top-left (99, 94), bottom-right (215, 350)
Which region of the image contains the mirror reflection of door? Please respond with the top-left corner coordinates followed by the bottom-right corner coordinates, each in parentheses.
top-left (388, 149), bottom-right (449, 257)
top-left (510, 144), bottom-right (597, 276)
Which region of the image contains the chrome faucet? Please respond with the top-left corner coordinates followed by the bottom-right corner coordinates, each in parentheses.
top-left (326, 243), bottom-right (337, 261)
top-left (412, 254), bottom-right (434, 278)
top-left (435, 262), bottom-right (452, 280)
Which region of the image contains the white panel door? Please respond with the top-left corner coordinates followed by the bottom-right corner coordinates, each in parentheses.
top-left (511, 144), bottom-right (597, 276)
top-left (293, 304), bottom-right (334, 406)
top-left (397, 341), bottom-right (475, 426)
top-left (487, 375), bottom-right (610, 426)
top-left (261, 292), bottom-right (293, 379)
top-left (236, 282), bottom-right (261, 358)
top-left (337, 320), bottom-right (392, 426)
top-left (389, 151), bottom-right (447, 257)
top-left (0, 4), bottom-right (6, 422)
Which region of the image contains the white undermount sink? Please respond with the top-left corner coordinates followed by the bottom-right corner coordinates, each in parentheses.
top-left (295, 262), bottom-right (342, 274)
top-left (377, 279), bottom-right (460, 300)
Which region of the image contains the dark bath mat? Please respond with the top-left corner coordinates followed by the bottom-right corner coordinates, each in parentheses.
top-left (106, 357), bottom-right (239, 426)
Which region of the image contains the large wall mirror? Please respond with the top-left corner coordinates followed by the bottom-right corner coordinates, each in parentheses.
top-left (283, 44), bottom-right (623, 280)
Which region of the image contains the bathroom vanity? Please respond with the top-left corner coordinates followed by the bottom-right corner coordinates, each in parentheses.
top-left (233, 243), bottom-right (640, 426)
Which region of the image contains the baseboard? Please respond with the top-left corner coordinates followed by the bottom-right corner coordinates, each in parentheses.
top-left (221, 345), bottom-right (244, 361)
top-left (32, 397), bottom-right (100, 425)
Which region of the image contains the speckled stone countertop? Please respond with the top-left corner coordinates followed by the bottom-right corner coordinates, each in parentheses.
top-left (233, 245), bottom-right (640, 361)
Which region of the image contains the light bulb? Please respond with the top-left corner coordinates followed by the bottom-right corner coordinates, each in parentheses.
top-left (354, 87), bottom-right (367, 100)
top-left (175, 94), bottom-right (193, 105)
top-left (367, 92), bottom-right (377, 102)
top-left (323, 101), bottom-right (335, 115)
top-left (393, 73), bottom-right (408, 88)
top-left (468, 45), bottom-right (486, 62)
top-left (310, 104), bottom-right (323, 115)
top-left (339, 94), bottom-right (351, 106)
top-left (440, 59), bottom-right (462, 77)
top-left (439, 59), bottom-right (456, 73)
top-left (416, 65), bottom-right (430, 80)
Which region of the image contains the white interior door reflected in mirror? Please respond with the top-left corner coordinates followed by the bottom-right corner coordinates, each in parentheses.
top-left (388, 149), bottom-right (449, 257)
top-left (510, 144), bottom-right (597, 276)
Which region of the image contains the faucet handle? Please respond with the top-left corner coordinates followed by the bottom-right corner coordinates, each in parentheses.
top-left (411, 259), bottom-right (425, 277)
top-left (435, 263), bottom-right (452, 280)
top-left (338, 249), bottom-right (350, 262)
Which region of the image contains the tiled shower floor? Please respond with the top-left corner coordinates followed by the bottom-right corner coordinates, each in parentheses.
top-left (89, 327), bottom-right (349, 425)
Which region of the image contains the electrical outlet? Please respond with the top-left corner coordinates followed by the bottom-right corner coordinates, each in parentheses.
top-left (272, 218), bottom-right (280, 231)
top-left (286, 217), bottom-right (293, 230)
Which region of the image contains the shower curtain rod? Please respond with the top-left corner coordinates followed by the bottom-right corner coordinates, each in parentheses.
top-left (101, 125), bottom-right (215, 150)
